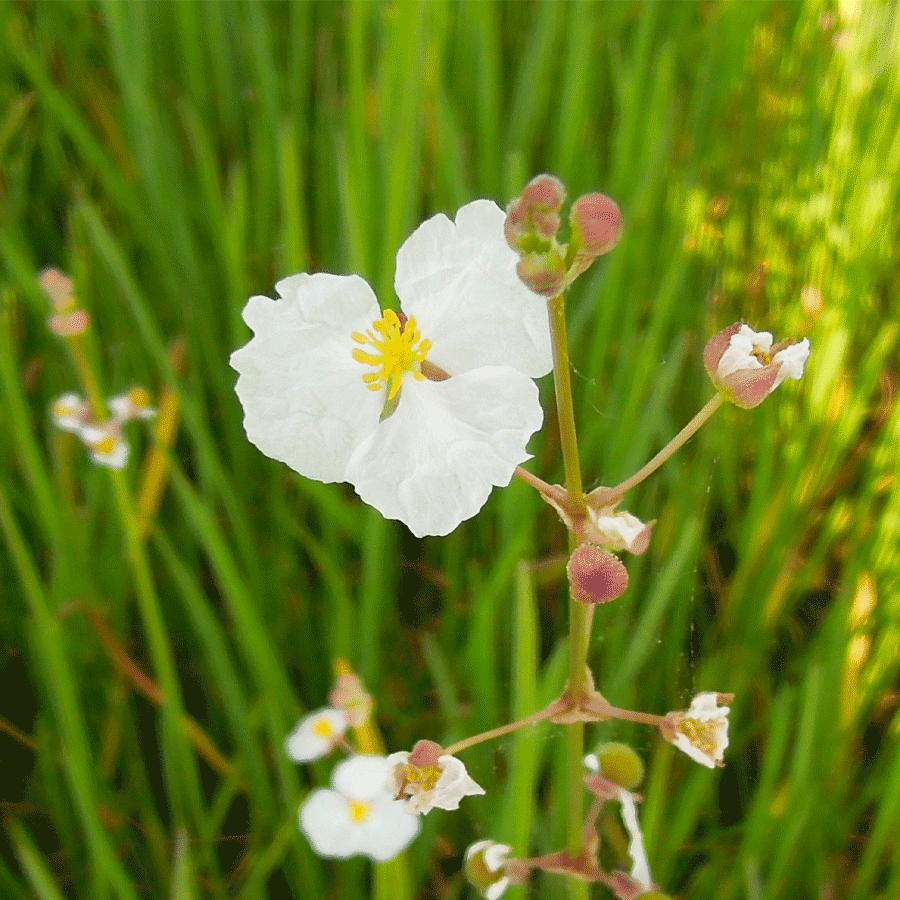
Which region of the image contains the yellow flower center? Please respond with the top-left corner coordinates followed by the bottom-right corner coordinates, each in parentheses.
top-left (94, 435), bottom-right (118, 455)
top-left (401, 763), bottom-right (442, 792)
top-left (676, 717), bottom-right (718, 758)
top-left (751, 347), bottom-right (772, 366)
top-left (348, 799), bottom-right (371, 823)
top-left (312, 716), bottom-right (334, 738)
top-left (128, 386), bottom-right (152, 409)
top-left (352, 309), bottom-right (432, 401)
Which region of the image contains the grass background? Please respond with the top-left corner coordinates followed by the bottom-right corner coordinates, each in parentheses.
top-left (1, 1), bottom-right (898, 898)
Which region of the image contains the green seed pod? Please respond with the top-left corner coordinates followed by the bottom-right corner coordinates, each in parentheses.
top-left (594, 741), bottom-right (645, 789)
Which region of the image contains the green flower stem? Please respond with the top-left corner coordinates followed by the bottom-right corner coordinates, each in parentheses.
top-left (546, 292), bottom-right (591, 864)
top-left (443, 702), bottom-right (564, 756)
top-left (591, 393), bottom-right (725, 506)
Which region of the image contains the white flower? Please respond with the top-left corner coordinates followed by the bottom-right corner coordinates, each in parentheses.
top-left (705, 322), bottom-right (810, 408)
top-left (669, 692), bottom-right (731, 768)
top-left (617, 788), bottom-right (652, 891)
top-left (51, 393), bottom-right (90, 433)
top-left (230, 200), bottom-right (552, 537)
top-left (108, 387), bottom-right (157, 422)
top-left (586, 509), bottom-right (650, 554)
top-left (80, 423), bottom-right (129, 470)
top-left (285, 708), bottom-right (348, 762)
top-left (299, 755), bottom-right (420, 861)
top-left (386, 750), bottom-right (485, 813)
top-left (464, 840), bottom-right (512, 899)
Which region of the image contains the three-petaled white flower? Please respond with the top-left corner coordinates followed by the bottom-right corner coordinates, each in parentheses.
top-left (285, 707), bottom-right (348, 762)
top-left (299, 755), bottom-right (420, 861)
top-left (704, 323), bottom-right (810, 409)
top-left (464, 840), bottom-right (513, 899)
top-left (666, 692), bottom-right (731, 768)
top-left (386, 748), bottom-right (485, 813)
top-left (230, 200), bottom-right (552, 537)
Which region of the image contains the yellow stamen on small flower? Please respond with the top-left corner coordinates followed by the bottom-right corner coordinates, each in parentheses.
top-left (751, 347), bottom-right (772, 366)
top-left (348, 799), bottom-right (371, 823)
top-left (93, 435), bottom-right (119, 456)
top-left (351, 309), bottom-right (432, 401)
top-left (401, 763), bottom-right (443, 792)
top-left (676, 717), bottom-right (718, 759)
top-left (128, 386), bottom-right (152, 409)
top-left (312, 717), bottom-right (335, 738)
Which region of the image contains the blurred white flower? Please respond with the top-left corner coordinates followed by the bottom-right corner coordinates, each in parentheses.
top-left (285, 708), bottom-right (348, 762)
top-left (386, 745), bottom-right (485, 813)
top-left (108, 387), bottom-right (157, 422)
top-left (51, 393), bottom-right (90, 433)
top-left (80, 422), bottom-right (129, 470)
top-left (464, 840), bottom-right (513, 899)
top-left (667, 692), bottom-right (731, 768)
top-left (299, 755), bottom-right (419, 861)
top-left (230, 200), bottom-right (552, 537)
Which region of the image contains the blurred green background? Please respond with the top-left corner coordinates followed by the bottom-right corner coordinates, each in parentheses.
top-left (1, 1), bottom-right (898, 898)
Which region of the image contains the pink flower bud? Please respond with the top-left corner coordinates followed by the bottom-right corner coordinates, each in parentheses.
top-left (515, 250), bottom-right (568, 296)
top-left (567, 544), bottom-right (629, 604)
top-left (570, 193), bottom-right (623, 259)
top-left (504, 174), bottom-right (567, 251)
top-left (704, 322), bottom-right (810, 408)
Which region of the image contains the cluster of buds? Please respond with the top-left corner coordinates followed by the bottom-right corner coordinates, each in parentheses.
top-left (51, 388), bottom-right (156, 469)
top-left (504, 174), bottom-right (622, 296)
top-left (40, 267), bottom-right (89, 336)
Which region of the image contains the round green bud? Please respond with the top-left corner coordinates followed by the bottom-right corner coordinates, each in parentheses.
top-left (594, 742), bottom-right (645, 789)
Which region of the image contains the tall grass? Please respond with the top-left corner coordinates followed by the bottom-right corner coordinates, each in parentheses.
top-left (1, 2), bottom-right (897, 898)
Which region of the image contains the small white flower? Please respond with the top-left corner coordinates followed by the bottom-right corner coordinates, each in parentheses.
top-left (669, 692), bottom-right (731, 768)
top-left (386, 750), bottom-right (485, 813)
top-left (230, 200), bottom-right (552, 537)
top-left (51, 393), bottom-right (90, 433)
top-left (299, 755), bottom-right (420, 861)
top-left (617, 788), bottom-right (652, 891)
top-left (587, 509), bottom-right (650, 554)
top-left (285, 708), bottom-right (348, 762)
top-left (80, 423), bottom-right (129, 470)
top-left (108, 387), bottom-right (157, 422)
top-left (464, 840), bottom-right (512, 900)
top-left (705, 323), bottom-right (810, 408)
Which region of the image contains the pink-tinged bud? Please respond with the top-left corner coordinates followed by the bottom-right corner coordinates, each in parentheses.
top-left (504, 174), bottom-right (567, 251)
top-left (569, 193), bottom-right (622, 271)
top-left (515, 250), bottom-right (568, 296)
top-left (407, 739), bottom-right (443, 768)
top-left (567, 544), bottom-right (629, 604)
top-left (704, 322), bottom-right (810, 409)
top-left (48, 309), bottom-right (90, 336)
top-left (38, 267), bottom-right (75, 311)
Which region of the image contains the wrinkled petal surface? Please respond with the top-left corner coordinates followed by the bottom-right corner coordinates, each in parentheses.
top-left (394, 200), bottom-right (552, 378)
top-left (230, 274), bottom-right (384, 483)
top-left (346, 368), bottom-right (542, 537)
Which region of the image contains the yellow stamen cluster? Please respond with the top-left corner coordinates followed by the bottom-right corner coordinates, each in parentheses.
top-left (676, 717), bottom-right (718, 759)
top-left (348, 799), bottom-right (372, 823)
top-left (401, 762), bottom-right (442, 792)
top-left (352, 309), bottom-right (431, 401)
top-left (751, 347), bottom-right (773, 366)
top-left (128, 386), bottom-right (152, 410)
top-left (312, 717), bottom-right (335, 738)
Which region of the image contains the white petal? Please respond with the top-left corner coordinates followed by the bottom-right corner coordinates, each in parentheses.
top-left (431, 755), bottom-right (485, 810)
top-left (357, 794), bottom-right (421, 860)
top-left (346, 368), bottom-right (543, 537)
top-left (394, 200), bottom-right (552, 378)
top-left (230, 274), bottom-right (384, 483)
top-left (51, 393), bottom-right (88, 432)
top-left (486, 877), bottom-right (510, 900)
top-left (300, 789), bottom-right (358, 858)
top-left (299, 787), bottom-right (420, 861)
top-left (332, 755), bottom-right (391, 801)
top-left (772, 338), bottom-right (810, 388)
top-left (618, 789), bottom-right (652, 889)
top-left (285, 708), bottom-right (347, 762)
top-left (672, 733), bottom-right (716, 768)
